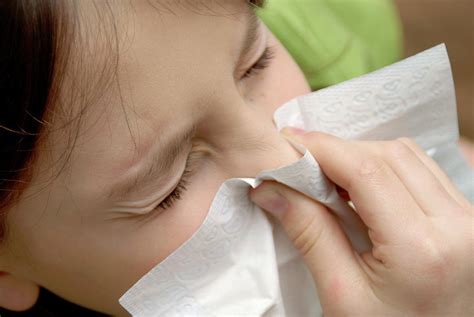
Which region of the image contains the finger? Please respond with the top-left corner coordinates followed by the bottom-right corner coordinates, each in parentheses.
top-left (366, 138), bottom-right (465, 216)
top-left (282, 129), bottom-right (426, 243)
top-left (249, 181), bottom-right (366, 303)
top-left (401, 138), bottom-right (471, 210)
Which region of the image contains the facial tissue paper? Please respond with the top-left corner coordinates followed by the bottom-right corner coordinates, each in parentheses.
top-left (119, 44), bottom-right (474, 317)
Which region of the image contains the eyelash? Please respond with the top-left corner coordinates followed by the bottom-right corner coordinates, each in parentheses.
top-left (153, 164), bottom-right (193, 212)
top-left (152, 46), bottom-right (275, 213)
top-left (241, 45), bottom-right (275, 79)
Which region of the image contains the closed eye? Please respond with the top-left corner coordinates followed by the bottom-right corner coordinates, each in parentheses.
top-left (145, 47), bottom-right (276, 217)
top-left (146, 152), bottom-right (196, 216)
top-left (241, 45), bottom-right (275, 79)
top-left (140, 50), bottom-right (275, 220)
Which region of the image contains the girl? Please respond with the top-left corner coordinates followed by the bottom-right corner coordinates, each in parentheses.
top-left (1, 0), bottom-right (472, 316)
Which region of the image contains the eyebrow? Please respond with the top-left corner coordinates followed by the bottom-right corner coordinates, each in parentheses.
top-left (108, 4), bottom-right (263, 200)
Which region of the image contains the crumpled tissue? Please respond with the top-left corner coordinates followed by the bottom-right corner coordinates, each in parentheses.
top-left (119, 44), bottom-right (474, 316)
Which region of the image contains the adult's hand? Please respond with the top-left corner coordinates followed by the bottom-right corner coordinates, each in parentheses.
top-left (250, 128), bottom-right (474, 316)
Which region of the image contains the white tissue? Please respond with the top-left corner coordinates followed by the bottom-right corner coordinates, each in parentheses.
top-left (119, 44), bottom-right (474, 316)
top-left (273, 44), bottom-right (473, 202)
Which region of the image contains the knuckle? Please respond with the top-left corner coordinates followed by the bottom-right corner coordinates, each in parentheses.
top-left (397, 137), bottom-right (418, 148)
top-left (453, 204), bottom-right (470, 215)
top-left (385, 139), bottom-right (413, 161)
top-left (416, 239), bottom-right (452, 279)
top-left (399, 238), bottom-right (454, 300)
top-left (292, 213), bottom-right (324, 257)
top-left (357, 156), bottom-right (386, 180)
top-left (371, 244), bottom-right (388, 264)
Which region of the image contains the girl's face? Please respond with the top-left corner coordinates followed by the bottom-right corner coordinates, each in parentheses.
top-left (0, 1), bottom-right (310, 315)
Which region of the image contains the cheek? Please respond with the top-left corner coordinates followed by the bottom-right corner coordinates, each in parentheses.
top-left (144, 164), bottom-right (223, 265)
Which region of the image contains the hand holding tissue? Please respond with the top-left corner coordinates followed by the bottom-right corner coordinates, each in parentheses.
top-left (120, 45), bottom-right (474, 316)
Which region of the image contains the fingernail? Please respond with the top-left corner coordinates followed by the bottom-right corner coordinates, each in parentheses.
top-left (250, 186), bottom-right (288, 219)
top-left (281, 127), bottom-right (307, 137)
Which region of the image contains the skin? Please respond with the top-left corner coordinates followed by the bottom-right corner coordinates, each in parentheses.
top-left (1, 1), bottom-right (473, 316)
top-left (0, 0), bottom-right (310, 315)
top-left (251, 130), bottom-right (474, 316)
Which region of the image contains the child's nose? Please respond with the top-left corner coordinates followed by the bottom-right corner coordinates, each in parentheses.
top-left (212, 105), bottom-right (302, 178)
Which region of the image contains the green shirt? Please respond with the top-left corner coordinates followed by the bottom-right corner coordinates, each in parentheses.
top-left (258, 0), bottom-right (403, 90)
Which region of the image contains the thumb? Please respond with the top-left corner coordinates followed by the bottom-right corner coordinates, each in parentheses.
top-left (249, 181), bottom-right (365, 302)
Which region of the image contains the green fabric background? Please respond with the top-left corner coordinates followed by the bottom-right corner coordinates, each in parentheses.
top-left (258, 0), bottom-right (403, 90)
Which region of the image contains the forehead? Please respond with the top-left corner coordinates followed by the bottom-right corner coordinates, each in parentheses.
top-left (71, 0), bottom-right (253, 122)
top-left (59, 0), bottom-right (255, 111)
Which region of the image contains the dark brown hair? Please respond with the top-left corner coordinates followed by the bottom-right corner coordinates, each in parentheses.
top-left (0, 0), bottom-right (59, 241)
top-left (0, 1), bottom-right (101, 315)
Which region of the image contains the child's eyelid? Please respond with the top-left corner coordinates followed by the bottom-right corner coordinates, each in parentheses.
top-left (235, 22), bottom-right (267, 78)
top-left (240, 45), bottom-right (275, 80)
top-left (147, 148), bottom-right (202, 214)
